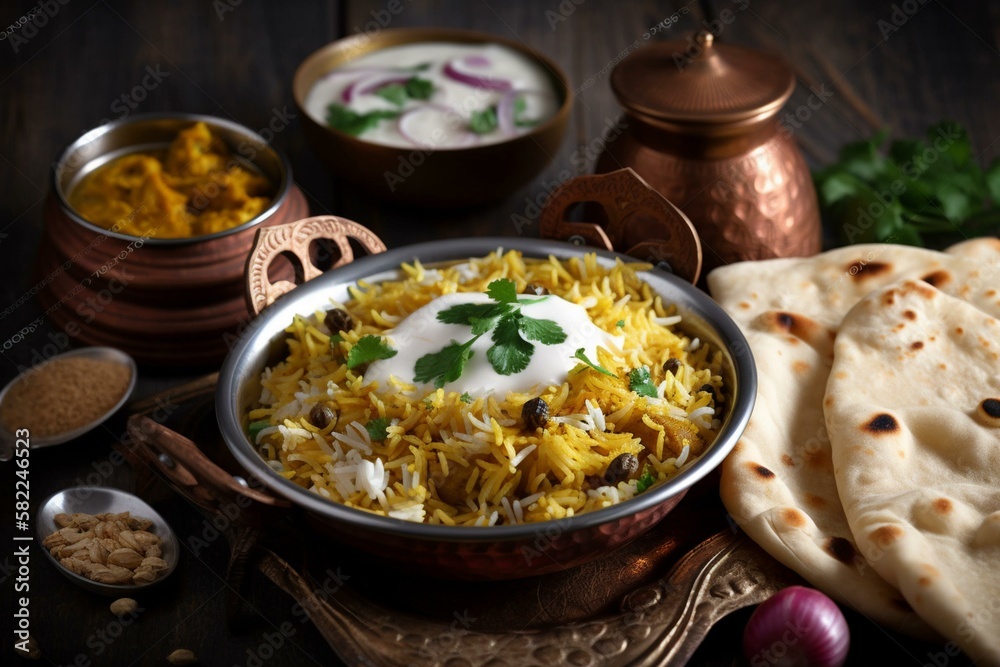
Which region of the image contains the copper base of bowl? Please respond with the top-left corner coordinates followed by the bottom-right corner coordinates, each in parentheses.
top-left (35, 185), bottom-right (308, 367)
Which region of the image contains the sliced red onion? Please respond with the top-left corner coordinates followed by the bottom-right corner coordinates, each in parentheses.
top-left (342, 72), bottom-right (412, 102)
top-left (443, 58), bottom-right (512, 91)
top-left (397, 104), bottom-right (474, 149)
top-left (743, 586), bottom-right (850, 667)
top-left (463, 54), bottom-right (491, 68)
top-left (496, 89), bottom-right (552, 135)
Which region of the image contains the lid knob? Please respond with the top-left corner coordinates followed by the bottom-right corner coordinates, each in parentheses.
top-left (696, 31), bottom-right (714, 48)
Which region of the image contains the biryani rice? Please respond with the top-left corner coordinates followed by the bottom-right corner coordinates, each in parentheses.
top-left (247, 250), bottom-right (725, 525)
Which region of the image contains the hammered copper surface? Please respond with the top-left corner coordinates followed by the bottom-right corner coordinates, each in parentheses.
top-left (537, 168), bottom-right (702, 284)
top-left (121, 380), bottom-right (799, 667)
top-left (598, 31), bottom-right (821, 275)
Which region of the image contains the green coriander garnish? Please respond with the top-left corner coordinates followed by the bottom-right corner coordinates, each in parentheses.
top-left (573, 348), bottom-right (616, 377)
top-left (413, 279), bottom-right (567, 388)
top-left (365, 417), bottom-right (392, 441)
top-left (469, 106), bottom-right (498, 134)
top-left (628, 366), bottom-right (658, 398)
top-left (329, 333), bottom-right (344, 347)
top-left (248, 419), bottom-right (270, 441)
top-left (326, 104), bottom-right (400, 136)
top-left (616, 320), bottom-right (625, 328)
top-left (460, 392), bottom-right (473, 403)
top-left (513, 96), bottom-right (539, 128)
top-left (636, 466), bottom-right (656, 493)
top-left (346, 334), bottom-right (397, 369)
top-left (374, 76), bottom-right (435, 106)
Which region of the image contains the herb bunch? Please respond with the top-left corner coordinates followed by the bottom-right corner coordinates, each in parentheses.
top-left (413, 279), bottom-right (566, 388)
top-left (814, 121), bottom-right (1000, 248)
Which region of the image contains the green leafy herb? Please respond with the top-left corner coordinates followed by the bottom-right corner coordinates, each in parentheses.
top-left (248, 419), bottom-right (271, 441)
top-left (513, 96), bottom-right (540, 128)
top-left (414, 338), bottom-right (479, 388)
top-left (469, 106), bottom-right (499, 134)
top-left (408, 62), bottom-right (432, 72)
top-left (460, 392), bottom-right (473, 403)
top-left (374, 76), bottom-right (435, 106)
top-left (628, 366), bottom-right (659, 398)
top-left (635, 466), bottom-right (656, 493)
top-left (616, 320), bottom-right (625, 328)
top-left (365, 417), bottom-right (392, 441)
top-left (814, 121), bottom-right (1000, 248)
top-left (346, 334), bottom-right (397, 369)
top-left (573, 348), bottom-right (616, 377)
top-left (414, 279), bottom-right (566, 386)
top-left (329, 333), bottom-right (344, 347)
top-left (326, 104), bottom-right (400, 136)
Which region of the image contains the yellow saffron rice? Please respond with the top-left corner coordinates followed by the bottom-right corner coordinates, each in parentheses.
top-left (247, 250), bottom-right (725, 525)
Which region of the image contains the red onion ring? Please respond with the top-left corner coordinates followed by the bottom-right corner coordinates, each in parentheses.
top-left (342, 72), bottom-right (413, 102)
top-left (443, 58), bottom-right (512, 91)
top-left (397, 104), bottom-right (474, 149)
top-left (496, 89), bottom-right (552, 135)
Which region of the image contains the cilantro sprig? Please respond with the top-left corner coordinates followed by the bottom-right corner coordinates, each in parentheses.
top-left (628, 366), bottom-right (658, 398)
top-left (374, 76), bottom-right (434, 107)
top-left (573, 348), bottom-right (616, 377)
top-left (814, 121), bottom-right (1000, 247)
top-left (413, 279), bottom-right (566, 388)
top-left (346, 334), bottom-right (397, 369)
top-left (365, 417), bottom-right (391, 441)
top-left (636, 466), bottom-right (656, 493)
top-left (326, 104), bottom-right (400, 136)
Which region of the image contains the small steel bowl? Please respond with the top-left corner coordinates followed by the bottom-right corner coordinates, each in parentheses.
top-left (36, 486), bottom-right (179, 595)
top-left (217, 237), bottom-right (756, 579)
top-left (0, 347), bottom-right (137, 461)
top-left (292, 28), bottom-right (572, 207)
top-left (35, 113), bottom-right (310, 365)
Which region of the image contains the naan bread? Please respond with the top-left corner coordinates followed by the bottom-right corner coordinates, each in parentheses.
top-left (709, 245), bottom-right (957, 634)
top-left (826, 280), bottom-right (1000, 664)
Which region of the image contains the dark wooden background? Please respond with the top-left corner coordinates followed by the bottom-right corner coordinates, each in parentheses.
top-left (1, 1), bottom-right (998, 665)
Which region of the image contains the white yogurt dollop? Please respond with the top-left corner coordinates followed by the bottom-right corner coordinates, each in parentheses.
top-left (365, 293), bottom-right (621, 398)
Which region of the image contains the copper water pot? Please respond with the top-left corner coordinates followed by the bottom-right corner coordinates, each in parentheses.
top-left (596, 32), bottom-right (821, 275)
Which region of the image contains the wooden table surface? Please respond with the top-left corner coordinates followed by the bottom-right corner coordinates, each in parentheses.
top-left (2, 1), bottom-right (998, 665)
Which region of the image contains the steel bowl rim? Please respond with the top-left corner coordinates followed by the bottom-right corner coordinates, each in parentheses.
top-left (217, 237), bottom-right (756, 543)
top-left (292, 26), bottom-right (573, 155)
top-left (50, 111), bottom-right (293, 247)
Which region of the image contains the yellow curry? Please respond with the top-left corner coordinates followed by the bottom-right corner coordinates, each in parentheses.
top-left (69, 122), bottom-right (274, 239)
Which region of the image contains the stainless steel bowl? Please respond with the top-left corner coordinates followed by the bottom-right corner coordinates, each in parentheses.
top-left (217, 237), bottom-right (756, 579)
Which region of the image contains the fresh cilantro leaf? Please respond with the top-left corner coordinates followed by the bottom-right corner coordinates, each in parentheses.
top-left (405, 76), bottom-right (434, 100)
top-left (326, 104), bottom-right (399, 136)
top-left (329, 333), bottom-right (344, 347)
top-left (346, 334), bottom-right (397, 369)
top-left (486, 278), bottom-right (518, 304)
top-left (469, 106), bottom-right (498, 134)
top-left (470, 313), bottom-right (502, 336)
top-left (573, 348), bottom-right (616, 377)
top-left (437, 302), bottom-right (497, 325)
top-left (375, 83), bottom-right (407, 106)
top-left (488, 317), bottom-right (533, 376)
top-left (628, 366), bottom-right (658, 398)
top-left (616, 320), bottom-right (625, 328)
top-left (518, 316), bottom-right (567, 345)
top-left (248, 419), bottom-right (271, 441)
top-left (365, 417), bottom-right (391, 441)
top-left (460, 392), bottom-right (473, 403)
top-left (636, 466), bottom-right (656, 493)
top-left (408, 62), bottom-right (432, 72)
top-left (414, 338), bottom-right (478, 388)
top-left (513, 96), bottom-right (539, 128)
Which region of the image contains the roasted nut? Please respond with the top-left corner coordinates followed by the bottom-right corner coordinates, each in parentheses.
top-left (324, 308), bottom-right (354, 333)
top-left (145, 544), bottom-right (162, 559)
top-left (92, 565), bottom-right (134, 585)
top-left (141, 556), bottom-right (169, 572)
top-left (603, 453), bottom-right (639, 485)
top-left (53, 513), bottom-right (73, 528)
top-left (128, 516), bottom-right (153, 531)
top-left (117, 530), bottom-right (141, 552)
top-left (42, 531), bottom-right (68, 550)
top-left (521, 397), bottom-right (549, 430)
top-left (108, 548), bottom-right (144, 570)
top-left (60, 557), bottom-right (87, 575)
top-left (88, 539), bottom-right (110, 565)
top-left (309, 403), bottom-right (338, 430)
top-left (132, 568), bottom-right (157, 584)
top-left (46, 512), bottom-right (166, 586)
top-left (110, 598), bottom-right (138, 616)
top-left (132, 530), bottom-right (161, 551)
top-left (166, 649), bottom-right (198, 665)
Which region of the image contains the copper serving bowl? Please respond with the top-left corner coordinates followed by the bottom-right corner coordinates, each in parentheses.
top-left (35, 113), bottom-right (309, 366)
top-left (292, 28), bottom-right (572, 207)
top-left (216, 228), bottom-right (755, 579)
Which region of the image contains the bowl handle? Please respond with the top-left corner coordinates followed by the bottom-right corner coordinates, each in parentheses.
top-left (538, 168), bottom-right (703, 284)
top-left (245, 216), bottom-right (387, 315)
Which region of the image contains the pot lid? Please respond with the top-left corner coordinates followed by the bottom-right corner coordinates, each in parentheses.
top-left (610, 32), bottom-right (795, 125)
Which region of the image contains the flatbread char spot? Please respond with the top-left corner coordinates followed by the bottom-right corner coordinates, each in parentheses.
top-left (863, 413), bottom-right (900, 434)
top-left (824, 536), bottom-right (858, 564)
